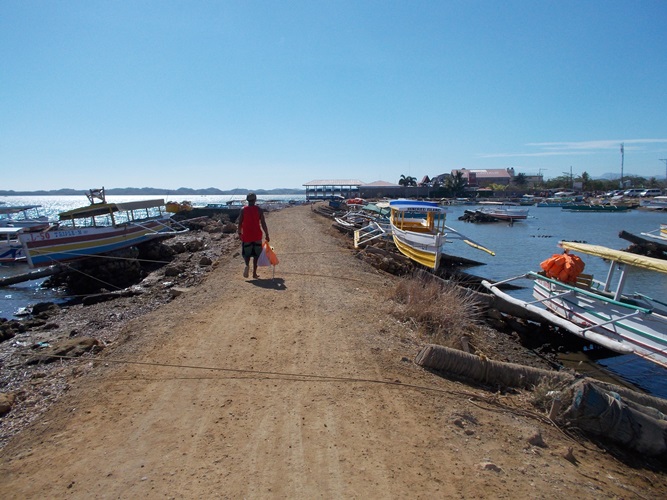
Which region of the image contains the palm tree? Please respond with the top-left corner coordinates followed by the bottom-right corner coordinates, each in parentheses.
top-left (446, 171), bottom-right (468, 197)
top-left (398, 174), bottom-right (417, 187)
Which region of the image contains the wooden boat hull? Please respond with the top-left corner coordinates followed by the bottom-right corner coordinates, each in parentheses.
top-left (389, 200), bottom-right (447, 270)
top-left (390, 225), bottom-right (442, 269)
top-left (18, 218), bottom-right (177, 268)
top-left (0, 242), bottom-right (26, 263)
top-left (533, 278), bottom-right (667, 368)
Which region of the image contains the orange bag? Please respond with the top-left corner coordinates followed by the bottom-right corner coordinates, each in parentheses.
top-left (263, 241), bottom-right (279, 266)
top-left (540, 251), bottom-right (584, 284)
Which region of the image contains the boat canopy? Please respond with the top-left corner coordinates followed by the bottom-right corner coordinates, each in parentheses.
top-left (59, 203), bottom-right (119, 220)
top-left (389, 200), bottom-right (446, 213)
top-left (59, 199), bottom-right (166, 220)
top-left (114, 199), bottom-right (165, 212)
top-left (560, 241), bottom-right (667, 274)
top-left (0, 227), bottom-right (23, 235)
top-left (0, 205), bottom-right (42, 215)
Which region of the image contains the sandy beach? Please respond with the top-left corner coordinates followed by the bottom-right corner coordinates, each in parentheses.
top-left (1, 204), bottom-right (666, 498)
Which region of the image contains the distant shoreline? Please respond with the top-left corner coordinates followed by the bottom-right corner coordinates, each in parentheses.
top-left (0, 187), bottom-right (306, 196)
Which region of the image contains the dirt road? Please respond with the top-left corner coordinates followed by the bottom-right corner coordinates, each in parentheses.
top-left (1, 205), bottom-right (665, 498)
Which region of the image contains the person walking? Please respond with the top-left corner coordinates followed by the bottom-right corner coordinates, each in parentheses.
top-left (237, 193), bottom-right (270, 279)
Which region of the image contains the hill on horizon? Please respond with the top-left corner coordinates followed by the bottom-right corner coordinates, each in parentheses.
top-left (0, 187), bottom-right (306, 196)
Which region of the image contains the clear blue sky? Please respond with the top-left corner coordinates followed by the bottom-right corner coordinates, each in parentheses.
top-left (2, 0), bottom-right (666, 190)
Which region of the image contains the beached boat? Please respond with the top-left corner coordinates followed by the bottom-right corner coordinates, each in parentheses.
top-left (0, 205), bottom-right (51, 231)
top-left (18, 193), bottom-right (188, 268)
top-left (383, 200), bottom-right (495, 269)
top-left (388, 200), bottom-right (447, 269)
top-left (0, 227), bottom-right (26, 263)
top-left (482, 241), bottom-right (667, 368)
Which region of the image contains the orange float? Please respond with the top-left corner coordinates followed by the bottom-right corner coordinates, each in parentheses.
top-left (540, 250), bottom-right (585, 284)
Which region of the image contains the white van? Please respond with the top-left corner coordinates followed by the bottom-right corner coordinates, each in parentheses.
top-left (623, 189), bottom-right (644, 197)
top-left (640, 189), bottom-right (662, 197)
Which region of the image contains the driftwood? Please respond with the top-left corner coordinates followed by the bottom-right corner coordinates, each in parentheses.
top-left (0, 266), bottom-right (61, 287)
top-left (415, 344), bottom-right (573, 389)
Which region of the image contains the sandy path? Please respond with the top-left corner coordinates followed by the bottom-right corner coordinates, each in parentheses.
top-left (1, 205), bottom-right (665, 498)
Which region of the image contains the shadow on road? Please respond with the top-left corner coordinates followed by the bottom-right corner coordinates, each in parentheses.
top-left (248, 277), bottom-right (287, 291)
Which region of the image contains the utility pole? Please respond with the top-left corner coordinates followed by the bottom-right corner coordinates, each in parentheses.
top-left (619, 143), bottom-right (625, 189)
top-left (660, 159), bottom-right (667, 185)
top-left (570, 166), bottom-right (574, 189)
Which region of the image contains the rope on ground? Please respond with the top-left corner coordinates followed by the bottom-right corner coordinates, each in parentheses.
top-left (279, 271), bottom-right (368, 282)
top-left (57, 261), bottom-right (123, 291)
top-left (47, 353), bottom-right (559, 430)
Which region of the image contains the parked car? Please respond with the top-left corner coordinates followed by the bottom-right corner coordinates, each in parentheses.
top-left (623, 189), bottom-right (644, 197)
top-left (603, 190), bottom-right (625, 197)
top-left (640, 189), bottom-right (662, 197)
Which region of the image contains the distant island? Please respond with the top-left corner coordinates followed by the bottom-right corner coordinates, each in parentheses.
top-left (0, 187), bottom-right (306, 196)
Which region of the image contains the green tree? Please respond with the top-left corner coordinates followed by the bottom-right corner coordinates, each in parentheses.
top-left (513, 173), bottom-right (527, 186)
top-left (398, 174), bottom-right (417, 187)
top-left (445, 171), bottom-right (468, 197)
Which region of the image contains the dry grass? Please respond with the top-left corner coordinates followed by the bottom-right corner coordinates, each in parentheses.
top-left (530, 377), bottom-right (569, 413)
top-left (390, 272), bottom-right (483, 346)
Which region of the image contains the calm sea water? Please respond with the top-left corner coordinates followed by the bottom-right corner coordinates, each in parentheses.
top-left (2, 195), bottom-right (666, 396)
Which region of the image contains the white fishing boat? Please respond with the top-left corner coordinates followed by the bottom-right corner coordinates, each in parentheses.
top-left (0, 205), bottom-right (51, 231)
top-left (18, 189), bottom-right (188, 268)
top-left (482, 241), bottom-right (667, 369)
top-left (477, 202), bottom-right (529, 221)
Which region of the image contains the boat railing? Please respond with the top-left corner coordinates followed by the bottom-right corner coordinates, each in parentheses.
top-left (527, 271), bottom-right (654, 314)
top-left (353, 222), bottom-right (389, 248)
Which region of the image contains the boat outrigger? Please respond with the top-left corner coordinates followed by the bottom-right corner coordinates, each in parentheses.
top-left (18, 189), bottom-right (188, 268)
top-left (482, 241), bottom-right (667, 369)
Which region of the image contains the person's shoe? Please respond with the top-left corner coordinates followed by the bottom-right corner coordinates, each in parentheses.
top-left (253, 274), bottom-right (260, 279)
top-left (243, 265), bottom-right (249, 278)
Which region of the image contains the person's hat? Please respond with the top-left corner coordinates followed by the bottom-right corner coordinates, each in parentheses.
top-left (246, 192), bottom-right (257, 201)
